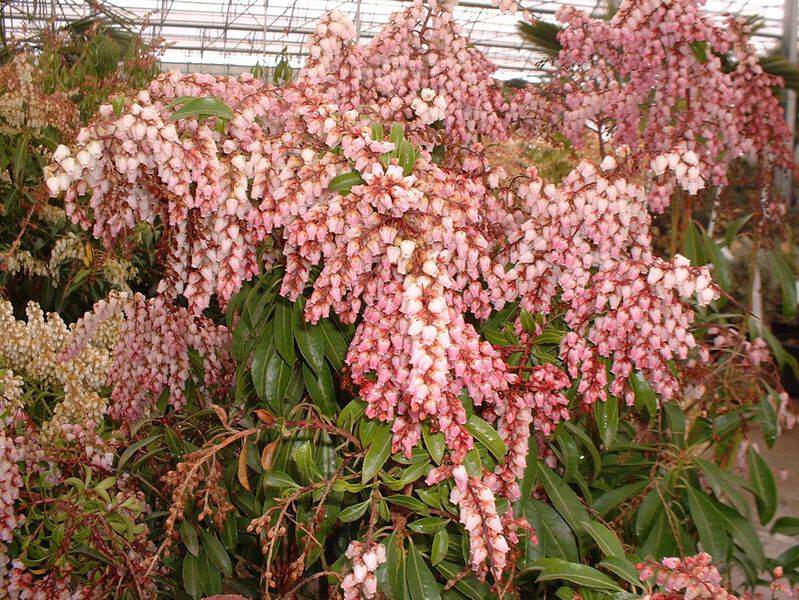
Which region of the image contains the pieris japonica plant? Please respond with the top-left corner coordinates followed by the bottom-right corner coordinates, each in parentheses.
top-left (4, 0), bottom-right (797, 598)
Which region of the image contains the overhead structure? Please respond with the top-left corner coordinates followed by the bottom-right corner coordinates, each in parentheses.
top-left (1, 0), bottom-right (791, 81)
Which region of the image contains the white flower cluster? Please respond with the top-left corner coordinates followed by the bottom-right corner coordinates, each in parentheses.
top-left (411, 88), bottom-right (447, 125)
top-left (650, 146), bottom-right (705, 195)
top-left (647, 254), bottom-right (717, 305)
top-left (44, 142), bottom-right (103, 196)
top-left (0, 298), bottom-right (122, 433)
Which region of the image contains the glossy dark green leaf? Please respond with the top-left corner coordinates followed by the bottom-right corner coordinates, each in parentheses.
top-left (408, 517), bottom-right (449, 534)
top-left (264, 471), bottom-right (300, 489)
top-left (663, 402), bottom-right (686, 447)
top-left (200, 530), bottom-right (232, 577)
top-left (529, 558), bottom-right (622, 592)
top-left (769, 250), bottom-right (798, 319)
top-left (329, 171), bottom-right (365, 193)
top-left (303, 362), bottom-right (336, 416)
top-left (747, 447), bottom-right (777, 525)
top-left (179, 520), bottom-right (200, 556)
top-left (362, 422), bottom-right (392, 483)
top-left (199, 551), bottom-right (222, 596)
top-left (431, 529), bottom-right (449, 566)
top-left (521, 499), bottom-right (579, 562)
top-left (251, 329), bottom-right (274, 399)
top-left (594, 396), bottom-right (618, 449)
top-left (318, 319), bottom-right (348, 370)
top-left (597, 557), bottom-right (645, 591)
top-left (262, 351), bottom-right (292, 410)
top-left (631, 373), bottom-right (657, 420)
top-left (422, 424), bottom-right (445, 465)
top-left (772, 516), bottom-right (799, 536)
top-left (435, 561), bottom-right (493, 600)
top-left (538, 468), bottom-right (589, 531)
top-left (385, 495), bottom-right (429, 513)
top-left (170, 96), bottom-right (233, 121)
top-left (407, 539), bottom-right (442, 600)
top-left (293, 301), bottom-right (326, 375)
top-left (182, 553), bottom-right (202, 599)
top-left (465, 415), bottom-right (506, 461)
top-left (686, 485), bottom-right (729, 562)
top-left (273, 299), bottom-right (295, 364)
top-left (582, 521), bottom-right (625, 558)
top-left (338, 500), bottom-right (371, 522)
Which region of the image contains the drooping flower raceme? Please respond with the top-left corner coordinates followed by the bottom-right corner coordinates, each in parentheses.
top-left (341, 541), bottom-right (386, 600)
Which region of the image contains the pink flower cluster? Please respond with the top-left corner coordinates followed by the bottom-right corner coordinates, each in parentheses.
top-left (108, 294), bottom-right (232, 422)
top-left (341, 541), bottom-right (386, 600)
top-left (0, 434), bottom-right (23, 544)
top-left (65, 292), bottom-right (232, 422)
top-left (504, 156), bottom-right (719, 407)
top-left (511, 0), bottom-right (792, 212)
top-left (450, 465), bottom-right (510, 580)
top-left (638, 553), bottom-right (739, 599)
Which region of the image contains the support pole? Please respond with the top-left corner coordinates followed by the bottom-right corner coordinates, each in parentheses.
top-left (782, 0), bottom-right (798, 203)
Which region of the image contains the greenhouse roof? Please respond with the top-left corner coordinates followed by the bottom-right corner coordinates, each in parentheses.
top-left (3, 0), bottom-right (790, 80)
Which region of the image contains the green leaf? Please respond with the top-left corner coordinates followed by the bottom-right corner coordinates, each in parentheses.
top-left (592, 480), bottom-right (649, 518)
top-left (407, 539), bottom-right (442, 600)
top-left (772, 516), bottom-right (799, 536)
top-left (382, 533), bottom-right (408, 600)
top-left (293, 301), bottom-right (326, 375)
top-left (182, 553), bottom-right (202, 599)
top-left (723, 213), bottom-right (752, 247)
top-left (769, 250), bottom-right (798, 319)
top-left (631, 373), bottom-right (657, 420)
top-left (686, 485), bottom-right (730, 562)
top-left (273, 299), bottom-right (296, 364)
top-left (521, 499), bottom-right (579, 562)
top-left (362, 422), bottom-right (393, 483)
top-left (758, 392), bottom-right (779, 448)
top-left (561, 422), bottom-right (601, 476)
top-left (690, 41), bottom-right (708, 64)
top-left (318, 319), bottom-right (348, 370)
top-left (663, 402), bottom-right (686, 447)
top-left (329, 171), bottom-right (365, 193)
top-left (715, 501), bottom-right (765, 569)
top-left (693, 458), bottom-right (751, 518)
top-left (529, 558), bottom-right (623, 592)
top-left (303, 362), bottom-right (336, 416)
top-left (170, 96), bottom-right (233, 121)
top-left (701, 228), bottom-right (732, 291)
top-left (264, 471), bottom-right (300, 489)
top-left (594, 396), bottom-right (618, 449)
top-left (431, 529), bottom-right (449, 565)
top-left (117, 433), bottom-right (162, 471)
top-left (465, 415), bottom-right (507, 461)
top-left (262, 352), bottom-right (292, 410)
top-left (747, 447), bottom-right (777, 525)
top-left (385, 495), bottom-right (429, 513)
top-left (199, 552), bottom-right (222, 596)
top-left (339, 500), bottom-right (371, 523)
top-left (409, 517), bottom-right (449, 534)
top-left (422, 425), bottom-right (445, 465)
top-left (598, 557), bottom-right (645, 591)
top-left (200, 530), bottom-right (232, 577)
top-left (251, 328), bottom-right (274, 399)
top-left (538, 468), bottom-right (589, 531)
top-left (179, 521), bottom-right (200, 556)
top-left (582, 521), bottom-right (625, 558)
top-left (682, 220), bottom-right (706, 265)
